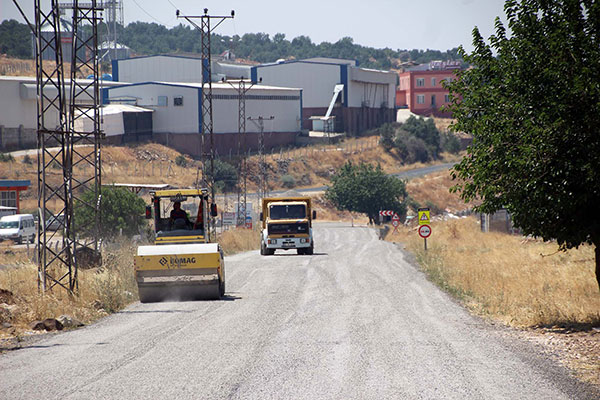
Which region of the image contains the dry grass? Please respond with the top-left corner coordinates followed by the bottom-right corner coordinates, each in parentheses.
top-left (0, 55), bottom-right (93, 78)
top-left (406, 169), bottom-right (473, 214)
top-left (219, 227), bottom-right (260, 256)
top-left (388, 217), bottom-right (600, 327)
top-left (0, 240), bottom-right (138, 340)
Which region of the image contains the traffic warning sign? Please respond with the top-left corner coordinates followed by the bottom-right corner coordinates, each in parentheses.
top-left (418, 208), bottom-right (430, 225)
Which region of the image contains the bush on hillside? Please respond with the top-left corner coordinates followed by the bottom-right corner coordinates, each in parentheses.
top-left (376, 116), bottom-right (444, 163)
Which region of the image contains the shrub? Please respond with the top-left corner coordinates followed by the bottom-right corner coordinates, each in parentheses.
top-left (175, 154), bottom-right (187, 167)
top-left (0, 153), bottom-right (14, 162)
top-left (280, 174), bottom-right (296, 188)
top-left (441, 132), bottom-right (461, 154)
top-left (22, 154), bottom-right (32, 164)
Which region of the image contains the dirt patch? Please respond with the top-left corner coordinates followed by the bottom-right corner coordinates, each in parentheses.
top-left (518, 326), bottom-right (600, 387)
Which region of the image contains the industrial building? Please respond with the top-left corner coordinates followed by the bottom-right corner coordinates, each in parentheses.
top-left (102, 81), bottom-right (302, 156)
top-left (0, 76), bottom-right (122, 151)
top-left (396, 60), bottom-right (462, 117)
top-left (251, 58), bottom-right (397, 134)
top-left (113, 55), bottom-right (398, 135)
top-left (112, 55), bottom-right (251, 84)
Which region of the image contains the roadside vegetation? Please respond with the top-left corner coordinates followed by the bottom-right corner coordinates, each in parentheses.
top-left (446, 0), bottom-right (600, 289)
top-left (390, 218), bottom-right (600, 327)
top-left (376, 116), bottom-right (461, 164)
top-left (326, 161), bottom-right (407, 224)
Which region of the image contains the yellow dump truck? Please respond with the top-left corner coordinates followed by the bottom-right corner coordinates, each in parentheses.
top-left (260, 197), bottom-right (316, 255)
top-left (134, 188), bottom-right (225, 302)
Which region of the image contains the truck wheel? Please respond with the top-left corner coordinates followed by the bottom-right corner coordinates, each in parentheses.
top-left (306, 245), bottom-right (314, 255)
top-left (266, 248), bottom-right (275, 256)
top-left (297, 249), bottom-right (304, 255)
top-left (260, 242), bottom-right (266, 255)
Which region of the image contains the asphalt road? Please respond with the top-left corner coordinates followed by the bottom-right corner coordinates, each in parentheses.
top-left (1, 223), bottom-right (597, 399)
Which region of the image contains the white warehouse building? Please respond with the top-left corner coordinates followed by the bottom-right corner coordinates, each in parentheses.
top-left (251, 58), bottom-right (397, 135)
top-left (112, 55), bottom-right (398, 136)
top-left (112, 55), bottom-right (251, 84)
top-left (0, 76), bottom-right (122, 151)
top-left (103, 81), bottom-right (302, 156)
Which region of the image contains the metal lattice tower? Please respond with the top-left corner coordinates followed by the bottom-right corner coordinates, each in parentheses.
top-left (34, 0), bottom-right (73, 292)
top-left (176, 8), bottom-right (234, 240)
top-left (69, 0), bottom-right (103, 275)
top-left (224, 79), bottom-right (255, 226)
top-left (13, 0), bottom-right (103, 294)
top-left (248, 116), bottom-right (274, 204)
top-left (102, 0), bottom-right (123, 60)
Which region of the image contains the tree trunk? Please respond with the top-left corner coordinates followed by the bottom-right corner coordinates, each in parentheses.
top-left (595, 245), bottom-right (600, 291)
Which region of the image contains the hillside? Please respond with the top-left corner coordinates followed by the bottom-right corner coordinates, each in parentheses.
top-left (0, 137), bottom-right (464, 217)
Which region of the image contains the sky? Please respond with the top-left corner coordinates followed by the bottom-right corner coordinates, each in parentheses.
top-left (1, 0), bottom-right (508, 52)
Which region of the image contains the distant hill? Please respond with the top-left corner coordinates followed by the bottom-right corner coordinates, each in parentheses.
top-left (0, 19), bottom-right (463, 70)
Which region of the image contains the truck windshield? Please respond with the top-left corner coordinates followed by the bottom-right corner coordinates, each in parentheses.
top-left (269, 204), bottom-right (306, 220)
top-left (0, 221), bottom-right (18, 229)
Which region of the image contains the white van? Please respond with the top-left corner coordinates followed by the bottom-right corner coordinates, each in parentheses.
top-left (0, 214), bottom-right (36, 244)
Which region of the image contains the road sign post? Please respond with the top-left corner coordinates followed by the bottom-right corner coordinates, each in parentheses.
top-left (418, 224), bottom-right (431, 250)
top-left (391, 213), bottom-right (401, 233)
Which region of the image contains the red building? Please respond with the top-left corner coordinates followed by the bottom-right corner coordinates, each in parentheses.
top-left (0, 180), bottom-right (31, 214)
top-left (396, 61), bottom-right (461, 117)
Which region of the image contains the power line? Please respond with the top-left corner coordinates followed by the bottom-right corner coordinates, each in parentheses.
top-left (129, 0), bottom-right (174, 27)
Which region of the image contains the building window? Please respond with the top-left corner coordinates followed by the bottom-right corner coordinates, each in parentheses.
top-left (1, 191), bottom-right (17, 208)
top-left (431, 78), bottom-right (436, 87)
top-left (416, 78), bottom-right (425, 87)
top-left (431, 95), bottom-right (436, 106)
top-left (157, 96), bottom-right (168, 106)
top-left (174, 96), bottom-right (184, 106)
top-left (416, 95), bottom-right (425, 104)
top-left (445, 94), bottom-right (451, 103)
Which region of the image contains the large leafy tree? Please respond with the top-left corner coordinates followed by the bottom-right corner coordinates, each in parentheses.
top-left (447, 0), bottom-right (600, 288)
top-left (74, 187), bottom-right (146, 239)
top-left (326, 162), bottom-right (407, 224)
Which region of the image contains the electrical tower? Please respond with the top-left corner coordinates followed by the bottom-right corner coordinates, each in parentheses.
top-left (102, 0), bottom-right (123, 61)
top-left (13, 0), bottom-right (103, 294)
top-left (58, 1), bottom-right (122, 61)
top-left (224, 78), bottom-right (256, 226)
top-left (68, 0), bottom-right (104, 280)
top-left (248, 116), bottom-right (274, 204)
top-left (176, 8), bottom-right (234, 240)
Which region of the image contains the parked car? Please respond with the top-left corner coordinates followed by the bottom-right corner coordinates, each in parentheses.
top-left (45, 213), bottom-right (65, 231)
top-left (0, 214), bottom-right (36, 244)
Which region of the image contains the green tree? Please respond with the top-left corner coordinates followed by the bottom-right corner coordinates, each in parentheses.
top-left (0, 20), bottom-right (32, 58)
top-left (206, 159), bottom-right (238, 193)
top-left (447, 0), bottom-right (600, 289)
top-left (326, 162), bottom-right (407, 224)
top-left (74, 187), bottom-right (146, 239)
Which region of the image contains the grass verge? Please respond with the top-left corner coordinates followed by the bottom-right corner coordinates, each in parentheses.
top-left (388, 216), bottom-right (600, 327)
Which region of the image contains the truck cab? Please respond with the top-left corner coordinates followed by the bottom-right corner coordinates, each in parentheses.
top-left (260, 197), bottom-right (316, 255)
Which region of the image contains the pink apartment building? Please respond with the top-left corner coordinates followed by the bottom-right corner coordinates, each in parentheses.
top-left (396, 61), bottom-right (461, 117)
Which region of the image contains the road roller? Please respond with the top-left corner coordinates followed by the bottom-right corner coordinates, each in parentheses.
top-left (134, 188), bottom-right (225, 302)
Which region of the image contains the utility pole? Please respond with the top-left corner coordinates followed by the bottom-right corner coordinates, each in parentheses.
top-left (248, 116), bottom-right (274, 204)
top-left (224, 78), bottom-right (256, 227)
top-left (176, 8), bottom-right (234, 240)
